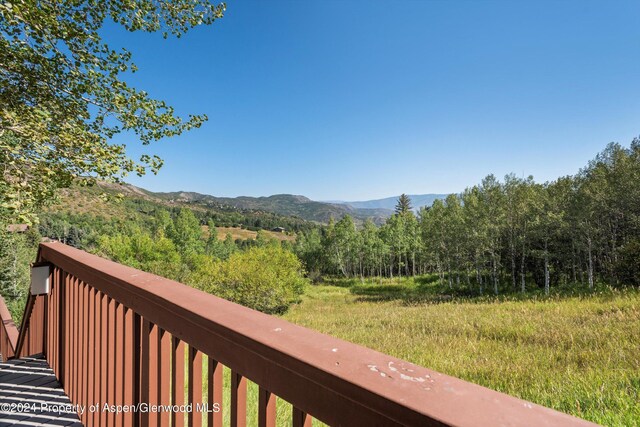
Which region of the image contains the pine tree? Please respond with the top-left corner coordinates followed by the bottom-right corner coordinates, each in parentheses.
top-left (395, 194), bottom-right (413, 215)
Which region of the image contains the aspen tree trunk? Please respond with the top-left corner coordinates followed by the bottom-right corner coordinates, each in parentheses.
top-left (572, 242), bottom-right (577, 283)
top-left (511, 250), bottom-right (516, 290)
top-left (412, 252), bottom-right (416, 277)
top-left (520, 241), bottom-right (526, 293)
top-left (544, 241), bottom-right (550, 295)
top-left (544, 256), bottom-right (550, 295)
top-left (587, 237), bottom-right (594, 289)
top-left (493, 257), bottom-right (499, 295)
top-left (405, 253), bottom-right (410, 277)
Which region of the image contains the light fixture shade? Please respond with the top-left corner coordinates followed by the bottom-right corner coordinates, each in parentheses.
top-left (30, 265), bottom-right (51, 295)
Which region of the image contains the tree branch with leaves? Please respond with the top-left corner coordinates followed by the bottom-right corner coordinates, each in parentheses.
top-left (0, 0), bottom-right (225, 224)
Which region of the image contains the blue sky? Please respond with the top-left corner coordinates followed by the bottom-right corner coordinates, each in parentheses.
top-left (109, 0), bottom-right (640, 201)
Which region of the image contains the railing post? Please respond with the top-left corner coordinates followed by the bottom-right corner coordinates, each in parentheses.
top-left (14, 293), bottom-right (36, 358)
top-left (41, 270), bottom-right (51, 359)
top-left (57, 269), bottom-right (66, 384)
top-left (0, 294), bottom-right (19, 360)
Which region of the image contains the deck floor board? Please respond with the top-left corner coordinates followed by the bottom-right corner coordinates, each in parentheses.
top-left (0, 355), bottom-right (82, 427)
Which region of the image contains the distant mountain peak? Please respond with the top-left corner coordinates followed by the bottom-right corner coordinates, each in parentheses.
top-left (333, 194), bottom-right (449, 212)
top-left (267, 194), bottom-right (312, 203)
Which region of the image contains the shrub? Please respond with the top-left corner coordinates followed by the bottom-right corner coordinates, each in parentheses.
top-left (194, 246), bottom-right (306, 314)
top-left (97, 228), bottom-right (184, 279)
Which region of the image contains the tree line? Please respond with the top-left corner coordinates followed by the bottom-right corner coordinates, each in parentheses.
top-left (7, 208), bottom-right (305, 317)
top-left (95, 209), bottom-right (305, 314)
top-left (295, 140), bottom-right (640, 294)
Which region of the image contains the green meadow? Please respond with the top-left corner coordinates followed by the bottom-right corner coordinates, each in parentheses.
top-left (278, 279), bottom-right (640, 426)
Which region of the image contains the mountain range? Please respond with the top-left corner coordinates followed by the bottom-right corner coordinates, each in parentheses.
top-left (151, 191), bottom-right (392, 224)
top-left (330, 194), bottom-right (448, 213)
top-left (152, 190), bottom-right (448, 223)
top-left (66, 183), bottom-right (448, 225)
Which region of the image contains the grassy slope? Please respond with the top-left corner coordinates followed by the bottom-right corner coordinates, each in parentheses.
top-left (212, 226), bottom-right (295, 242)
top-left (282, 280), bottom-right (640, 426)
top-left (49, 184), bottom-right (136, 219)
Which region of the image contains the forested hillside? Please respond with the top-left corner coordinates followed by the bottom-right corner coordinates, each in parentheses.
top-left (294, 140), bottom-right (640, 294)
top-left (153, 190), bottom-right (393, 224)
top-left (1, 182), bottom-right (322, 321)
top-left (45, 181), bottom-right (320, 234)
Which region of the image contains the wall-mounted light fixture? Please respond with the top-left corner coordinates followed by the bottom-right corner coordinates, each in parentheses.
top-left (30, 263), bottom-right (52, 295)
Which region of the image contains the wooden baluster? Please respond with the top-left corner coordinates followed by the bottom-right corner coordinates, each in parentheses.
top-left (72, 278), bottom-right (79, 404)
top-left (160, 329), bottom-right (171, 427)
top-left (207, 357), bottom-right (223, 427)
top-left (188, 346), bottom-right (203, 427)
top-left (87, 287), bottom-right (95, 426)
top-left (115, 302), bottom-right (125, 427)
top-left (148, 323), bottom-right (160, 427)
top-left (52, 268), bottom-right (58, 376)
top-left (92, 290), bottom-right (102, 426)
top-left (39, 295), bottom-right (44, 354)
top-left (100, 292), bottom-right (109, 426)
top-left (172, 337), bottom-right (186, 427)
top-left (48, 269), bottom-right (54, 373)
top-left (58, 270), bottom-right (66, 385)
top-left (258, 387), bottom-right (276, 427)
top-left (63, 273), bottom-right (70, 390)
top-left (54, 268), bottom-right (59, 376)
top-left (76, 282), bottom-right (82, 410)
top-left (65, 280), bottom-right (71, 399)
top-left (292, 407), bottom-right (312, 427)
top-left (106, 298), bottom-right (116, 426)
top-left (140, 319), bottom-right (151, 427)
top-left (230, 371), bottom-right (247, 427)
top-left (123, 307), bottom-right (135, 427)
top-left (81, 282), bottom-right (88, 419)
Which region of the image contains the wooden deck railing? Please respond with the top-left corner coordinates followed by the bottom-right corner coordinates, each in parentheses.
top-left (0, 294), bottom-right (19, 361)
top-left (10, 241), bottom-right (596, 426)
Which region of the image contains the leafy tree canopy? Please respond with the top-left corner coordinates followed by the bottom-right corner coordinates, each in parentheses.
top-left (0, 0), bottom-right (225, 223)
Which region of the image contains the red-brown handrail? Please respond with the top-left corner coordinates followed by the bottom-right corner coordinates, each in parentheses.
top-left (0, 293), bottom-right (19, 360)
top-left (16, 241), bottom-right (597, 426)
